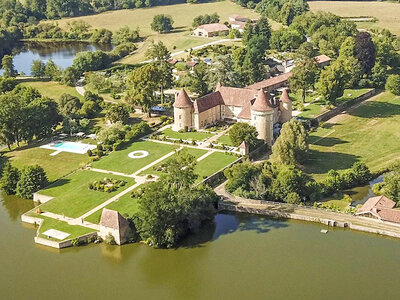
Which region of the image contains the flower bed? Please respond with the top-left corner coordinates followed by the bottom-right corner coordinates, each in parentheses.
top-left (89, 178), bottom-right (127, 193)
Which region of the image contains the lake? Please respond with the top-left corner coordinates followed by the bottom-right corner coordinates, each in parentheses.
top-left (1, 187), bottom-right (400, 299)
top-left (1, 42), bottom-right (113, 76)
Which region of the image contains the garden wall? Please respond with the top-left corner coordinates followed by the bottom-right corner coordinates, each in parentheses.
top-left (202, 156), bottom-right (242, 187)
top-left (33, 193), bottom-right (54, 204)
top-left (314, 89), bottom-right (376, 123)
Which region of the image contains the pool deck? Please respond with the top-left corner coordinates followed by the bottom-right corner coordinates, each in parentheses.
top-left (40, 141), bottom-right (97, 155)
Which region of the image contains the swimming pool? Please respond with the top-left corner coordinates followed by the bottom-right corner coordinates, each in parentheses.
top-left (41, 141), bottom-right (97, 155)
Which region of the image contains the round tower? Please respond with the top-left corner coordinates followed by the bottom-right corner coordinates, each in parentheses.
top-left (279, 88), bottom-right (292, 123)
top-left (251, 90), bottom-right (274, 145)
top-left (173, 88), bottom-right (193, 131)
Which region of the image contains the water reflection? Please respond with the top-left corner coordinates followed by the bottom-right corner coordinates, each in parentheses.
top-left (1, 41), bottom-right (113, 75)
top-left (0, 192), bottom-right (34, 221)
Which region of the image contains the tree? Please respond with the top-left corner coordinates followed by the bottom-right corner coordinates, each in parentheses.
top-left (192, 13), bottom-right (219, 27)
top-left (151, 14), bottom-right (174, 33)
top-left (229, 122), bottom-right (259, 148)
top-left (289, 58), bottom-right (319, 103)
top-left (126, 64), bottom-right (159, 117)
top-left (135, 149), bottom-right (217, 248)
top-left (317, 59), bottom-right (348, 104)
top-left (106, 103), bottom-right (130, 124)
top-left (31, 60), bottom-right (46, 78)
top-left (354, 31), bottom-right (376, 75)
top-left (208, 55), bottom-right (242, 88)
top-left (16, 165), bottom-right (48, 199)
top-left (0, 162), bottom-right (20, 195)
top-left (44, 59), bottom-right (62, 81)
top-left (112, 26), bottom-right (139, 45)
top-left (90, 28), bottom-right (113, 44)
top-left (270, 119), bottom-right (308, 165)
top-left (145, 41), bottom-right (173, 103)
top-left (385, 74), bottom-right (400, 96)
top-left (1, 55), bottom-right (17, 77)
top-left (189, 62), bottom-right (210, 96)
top-left (58, 93), bottom-right (82, 118)
top-left (62, 66), bottom-right (81, 86)
top-left (97, 122), bottom-right (126, 145)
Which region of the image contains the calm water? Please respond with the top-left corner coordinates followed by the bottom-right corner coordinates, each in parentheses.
top-left (1, 42), bottom-right (112, 75)
top-left (1, 189), bottom-right (400, 300)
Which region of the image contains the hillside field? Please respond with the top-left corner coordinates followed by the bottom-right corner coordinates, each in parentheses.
top-left (309, 1), bottom-right (400, 36)
top-left (53, 1), bottom-right (280, 64)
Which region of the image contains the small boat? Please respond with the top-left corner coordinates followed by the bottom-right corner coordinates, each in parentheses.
top-left (320, 229), bottom-right (328, 234)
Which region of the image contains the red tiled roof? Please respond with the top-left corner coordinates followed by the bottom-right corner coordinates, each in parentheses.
top-left (218, 86), bottom-right (257, 107)
top-left (186, 61), bottom-right (197, 67)
top-left (314, 54), bottom-right (331, 64)
top-left (239, 141), bottom-right (249, 149)
top-left (167, 59), bottom-right (178, 65)
top-left (376, 208), bottom-right (400, 223)
top-left (230, 21), bottom-right (247, 29)
top-left (197, 23), bottom-right (229, 33)
top-left (174, 89), bottom-right (193, 108)
top-left (245, 72), bottom-right (292, 90)
top-left (280, 88), bottom-right (291, 103)
top-left (237, 100), bottom-right (253, 120)
top-left (194, 91), bottom-right (224, 113)
top-left (252, 90), bottom-right (273, 112)
top-left (100, 209), bottom-right (130, 230)
top-left (358, 196), bottom-right (396, 214)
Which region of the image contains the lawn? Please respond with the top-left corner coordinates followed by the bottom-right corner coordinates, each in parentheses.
top-left (309, 1), bottom-right (400, 36)
top-left (21, 79), bottom-right (83, 101)
top-left (303, 92), bottom-right (400, 180)
top-left (162, 128), bottom-right (213, 141)
top-left (84, 193), bottom-right (139, 224)
top-left (39, 170), bottom-right (135, 218)
top-left (2, 145), bottom-right (91, 182)
top-left (52, 1), bottom-right (277, 64)
top-left (92, 140), bottom-right (178, 174)
top-left (140, 147), bottom-right (209, 176)
top-left (216, 134), bottom-right (234, 146)
top-left (194, 151), bottom-right (239, 180)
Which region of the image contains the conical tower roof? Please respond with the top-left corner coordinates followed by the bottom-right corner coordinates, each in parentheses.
top-left (251, 89), bottom-right (273, 112)
top-left (173, 88), bottom-right (193, 108)
top-left (280, 89), bottom-right (291, 103)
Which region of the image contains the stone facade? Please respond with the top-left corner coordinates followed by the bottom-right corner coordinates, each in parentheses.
top-left (173, 83), bottom-right (292, 146)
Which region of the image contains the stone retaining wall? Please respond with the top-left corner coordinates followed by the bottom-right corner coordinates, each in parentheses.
top-left (202, 156), bottom-right (242, 187)
top-left (33, 193), bottom-right (54, 204)
top-left (314, 89), bottom-right (376, 123)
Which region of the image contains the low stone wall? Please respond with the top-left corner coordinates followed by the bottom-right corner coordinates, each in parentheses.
top-left (202, 156), bottom-right (242, 188)
top-left (33, 193), bottom-right (54, 204)
top-left (349, 224), bottom-right (400, 239)
top-left (314, 89), bottom-right (376, 123)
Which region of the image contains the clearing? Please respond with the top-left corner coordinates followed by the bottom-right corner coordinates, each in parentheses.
top-left (161, 128), bottom-right (213, 141)
top-left (304, 92), bottom-right (400, 180)
top-left (20, 79), bottom-right (83, 100)
top-left (309, 1), bottom-right (400, 36)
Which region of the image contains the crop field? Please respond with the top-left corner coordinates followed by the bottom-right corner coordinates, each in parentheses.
top-left (309, 1), bottom-right (400, 36)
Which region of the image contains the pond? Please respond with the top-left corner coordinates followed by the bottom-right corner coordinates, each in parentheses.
top-left (1, 42), bottom-right (113, 76)
top-left (1, 190), bottom-right (400, 299)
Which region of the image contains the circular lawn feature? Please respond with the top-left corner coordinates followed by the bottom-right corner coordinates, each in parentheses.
top-left (128, 150), bottom-right (149, 159)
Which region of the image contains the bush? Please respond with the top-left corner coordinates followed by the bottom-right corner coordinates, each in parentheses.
top-left (285, 192), bottom-right (302, 204)
top-left (0, 162), bottom-right (21, 195)
top-left (104, 233), bottom-right (116, 245)
top-left (16, 165), bottom-right (48, 199)
top-left (385, 74), bottom-right (400, 95)
top-left (87, 149), bottom-right (93, 157)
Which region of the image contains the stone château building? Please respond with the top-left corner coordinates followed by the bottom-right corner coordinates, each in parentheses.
top-left (173, 79), bottom-right (292, 145)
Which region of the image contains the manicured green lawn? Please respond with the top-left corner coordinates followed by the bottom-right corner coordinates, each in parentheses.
top-left (21, 79), bottom-right (83, 100)
top-left (29, 214), bottom-right (96, 241)
top-left (216, 134), bottom-right (234, 146)
top-left (162, 128), bottom-right (213, 141)
top-left (3, 145), bottom-right (91, 182)
top-left (140, 147), bottom-right (209, 176)
top-left (84, 193), bottom-right (139, 224)
top-left (39, 170), bottom-right (135, 218)
top-left (92, 140), bottom-right (178, 174)
top-left (335, 88), bottom-right (372, 105)
top-left (304, 92), bottom-right (400, 180)
top-left (194, 152), bottom-right (239, 180)
top-left (298, 102), bottom-right (327, 119)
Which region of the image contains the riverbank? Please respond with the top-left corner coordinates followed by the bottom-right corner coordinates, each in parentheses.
top-left (216, 182), bottom-right (400, 239)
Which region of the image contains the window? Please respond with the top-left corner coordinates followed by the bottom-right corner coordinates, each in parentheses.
top-left (179, 115), bottom-right (182, 120)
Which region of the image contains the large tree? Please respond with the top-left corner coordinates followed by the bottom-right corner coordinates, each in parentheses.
top-left (0, 162), bottom-right (20, 195)
top-left (126, 64), bottom-right (159, 117)
top-left (354, 31), bottom-right (376, 75)
top-left (289, 58), bottom-right (319, 103)
top-left (208, 55), bottom-right (242, 88)
top-left (135, 149), bottom-right (217, 248)
top-left (229, 122), bottom-right (259, 149)
top-left (270, 119), bottom-right (308, 165)
top-left (1, 55), bottom-right (17, 77)
top-left (317, 59), bottom-right (348, 104)
top-left (16, 165), bottom-right (48, 199)
top-left (151, 14), bottom-right (174, 33)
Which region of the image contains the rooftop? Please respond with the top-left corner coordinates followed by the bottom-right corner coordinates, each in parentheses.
top-left (245, 72), bottom-right (292, 90)
top-left (100, 209), bottom-right (130, 230)
top-left (174, 89), bottom-right (193, 108)
top-left (196, 23), bottom-right (229, 33)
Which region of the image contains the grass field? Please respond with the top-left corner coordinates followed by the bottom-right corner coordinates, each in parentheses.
top-left (52, 1), bottom-right (277, 64)
top-left (29, 213), bottom-right (96, 241)
top-left (309, 1), bottom-right (400, 36)
top-left (39, 170), bottom-right (135, 218)
top-left (84, 193), bottom-right (139, 224)
top-left (304, 92), bottom-right (400, 180)
top-left (21, 79), bottom-right (83, 100)
top-left (140, 147), bottom-right (208, 176)
top-left (92, 140), bottom-right (178, 174)
top-left (2, 145), bottom-right (90, 182)
top-left (216, 134), bottom-right (234, 146)
top-left (162, 128), bottom-right (213, 141)
top-left (194, 151), bottom-right (238, 180)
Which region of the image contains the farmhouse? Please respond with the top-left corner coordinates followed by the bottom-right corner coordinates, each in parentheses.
top-left (99, 209), bottom-right (132, 245)
top-left (229, 15), bottom-right (258, 33)
top-left (356, 196), bottom-right (400, 224)
top-left (194, 23), bottom-right (229, 37)
top-left (173, 85), bottom-right (292, 145)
